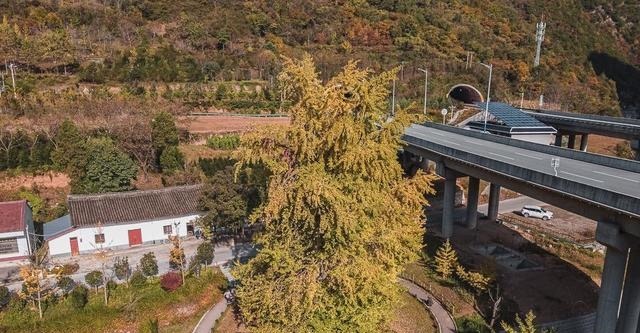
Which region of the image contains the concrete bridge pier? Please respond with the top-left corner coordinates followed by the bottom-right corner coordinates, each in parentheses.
top-left (568, 134), bottom-right (577, 149)
top-left (631, 139), bottom-right (640, 161)
top-left (594, 222), bottom-right (640, 333)
top-left (554, 132), bottom-right (564, 147)
top-left (487, 183), bottom-right (500, 222)
top-left (442, 168), bottom-right (457, 239)
top-left (617, 246), bottom-right (640, 333)
top-left (465, 177), bottom-right (480, 229)
top-left (580, 134), bottom-right (589, 152)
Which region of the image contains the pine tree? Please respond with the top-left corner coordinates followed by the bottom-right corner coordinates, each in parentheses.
top-left (434, 239), bottom-right (458, 279)
top-left (501, 311), bottom-right (539, 333)
top-left (456, 264), bottom-right (491, 292)
top-left (232, 55), bottom-right (435, 332)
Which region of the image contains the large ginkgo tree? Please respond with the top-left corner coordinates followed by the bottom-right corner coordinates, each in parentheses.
top-left (234, 55), bottom-right (435, 332)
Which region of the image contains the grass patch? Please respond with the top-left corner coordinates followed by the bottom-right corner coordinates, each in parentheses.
top-left (387, 292), bottom-right (437, 333)
top-left (0, 268), bottom-right (227, 333)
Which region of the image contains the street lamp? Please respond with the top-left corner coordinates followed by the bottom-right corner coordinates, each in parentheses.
top-left (418, 68), bottom-right (428, 115)
top-left (440, 108), bottom-right (448, 124)
top-left (479, 62), bottom-right (493, 133)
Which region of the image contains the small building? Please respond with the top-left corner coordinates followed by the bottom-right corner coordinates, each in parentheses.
top-left (0, 200), bottom-right (35, 261)
top-left (465, 102), bottom-right (557, 145)
top-left (46, 185), bottom-right (203, 257)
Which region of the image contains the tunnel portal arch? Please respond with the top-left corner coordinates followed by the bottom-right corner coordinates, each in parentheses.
top-left (447, 84), bottom-right (484, 104)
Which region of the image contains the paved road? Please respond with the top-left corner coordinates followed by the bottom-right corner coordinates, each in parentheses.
top-left (478, 196), bottom-right (544, 215)
top-left (405, 125), bottom-right (640, 200)
top-left (1, 240), bottom-right (256, 291)
top-left (399, 278), bottom-right (457, 333)
top-left (192, 264), bottom-right (235, 333)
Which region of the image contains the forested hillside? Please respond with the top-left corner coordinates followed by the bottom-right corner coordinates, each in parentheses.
top-left (0, 0), bottom-right (638, 117)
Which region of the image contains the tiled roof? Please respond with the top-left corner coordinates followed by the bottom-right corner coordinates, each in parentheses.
top-left (68, 185), bottom-right (203, 227)
top-left (0, 200), bottom-right (27, 233)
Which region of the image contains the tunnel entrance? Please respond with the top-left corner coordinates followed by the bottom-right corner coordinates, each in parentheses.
top-left (448, 84), bottom-right (484, 104)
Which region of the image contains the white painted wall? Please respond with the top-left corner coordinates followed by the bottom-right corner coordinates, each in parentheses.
top-left (48, 214), bottom-right (200, 257)
top-left (511, 133), bottom-right (554, 145)
top-left (0, 231), bottom-right (31, 259)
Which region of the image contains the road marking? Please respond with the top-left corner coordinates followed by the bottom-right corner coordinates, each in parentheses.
top-left (431, 132), bottom-right (445, 137)
top-left (488, 152), bottom-right (515, 160)
top-left (591, 171), bottom-right (640, 183)
top-left (559, 171), bottom-right (603, 183)
top-left (514, 152), bottom-right (544, 160)
top-left (463, 140), bottom-right (484, 146)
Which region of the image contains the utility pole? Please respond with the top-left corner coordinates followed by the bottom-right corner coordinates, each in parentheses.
top-left (418, 68), bottom-right (428, 115)
top-left (534, 16), bottom-right (546, 68)
top-left (8, 63), bottom-right (16, 99)
top-left (520, 91), bottom-right (524, 109)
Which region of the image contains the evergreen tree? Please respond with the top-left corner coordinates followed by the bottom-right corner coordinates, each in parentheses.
top-left (71, 137), bottom-right (138, 194)
top-left (501, 311), bottom-right (539, 333)
top-left (434, 239), bottom-right (458, 279)
top-left (233, 55), bottom-right (435, 332)
top-left (159, 145), bottom-right (184, 173)
top-left (151, 111), bottom-right (179, 155)
top-left (51, 119), bottom-right (84, 172)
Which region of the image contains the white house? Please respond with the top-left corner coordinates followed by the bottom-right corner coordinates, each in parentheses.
top-left (46, 185), bottom-right (203, 257)
top-left (0, 200), bottom-right (35, 261)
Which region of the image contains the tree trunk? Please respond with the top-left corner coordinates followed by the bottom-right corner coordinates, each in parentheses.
top-left (37, 286), bottom-right (43, 319)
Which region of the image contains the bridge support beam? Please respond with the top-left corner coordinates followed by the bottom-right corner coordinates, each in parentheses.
top-left (568, 134), bottom-right (577, 149)
top-left (617, 246), bottom-right (640, 333)
top-left (595, 222), bottom-right (636, 333)
top-left (465, 177), bottom-right (480, 229)
top-left (487, 183), bottom-right (500, 222)
top-left (580, 134), bottom-right (589, 152)
top-left (442, 168), bottom-right (457, 238)
top-left (554, 132), bottom-right (563, 147)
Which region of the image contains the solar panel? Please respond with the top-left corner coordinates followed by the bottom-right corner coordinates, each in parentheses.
top-left (474, 102), bottom-right (550, 128)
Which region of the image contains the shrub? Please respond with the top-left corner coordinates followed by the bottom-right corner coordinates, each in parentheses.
top-left (50, 263), bottom-right (80, 276)
top-left (195, 242), bottom-right (214, 266)
top-left (206, 134), bottom-right (240, 150)
top-left (0, 286), bottom-right (11, 309)
top-left (129, 270), bottom-right (147, 287)
top-left (140, 252), bottom-right (159, 277)
top-left (160, 272), bottom-right (183, 292)
top-left (69, 285), bottom-right (89, 309)
top-left (113, 256), bottom-right (131, 282)
top-left (57, 276), bottom-right (76, 296)
top-left (159, 146), bottom-right (185, 173)
top-left (85, 270), bottom-right (103, 293)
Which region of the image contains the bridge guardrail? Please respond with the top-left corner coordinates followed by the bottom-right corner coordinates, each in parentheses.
top-left (411, 122), bottom-right (640, 174)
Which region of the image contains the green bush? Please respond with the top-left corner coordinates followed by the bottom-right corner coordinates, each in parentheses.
top-left (0, 286), bottom-right (11, 309)
top-left (195, 242), bottom-right (215, 266)
top-left (85, 270), bottom-right (103, 293)
top-left (140, 252), bottom-right (159, 277)
top-left (129, 270), bottom-right (147, 287)
top-left (113, 257), bottom-right (131, 282)
top-left (456, 315), bottom-right (492, 333)
top-left (206, 135), bottom-right (240, 150)
top-left (159, 146), bottom-right (185, 173)
top-left (69, 285), bottom-right (89, 309)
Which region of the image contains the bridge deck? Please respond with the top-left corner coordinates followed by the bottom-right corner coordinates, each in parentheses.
top-left (404, 124), bottom-right (640, 217)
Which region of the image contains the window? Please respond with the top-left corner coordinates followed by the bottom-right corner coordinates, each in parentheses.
top-left (95, 233), bottom-right (105, 244)
top-left (163, 225), bottom-right (173, 235)
top-left (0, 238), bottom-right (18, 254)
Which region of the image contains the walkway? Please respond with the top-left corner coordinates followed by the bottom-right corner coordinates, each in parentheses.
top-left (399, 278), bottom-right (457, 333)
top-left (192, 263), bottom-right (235, 333)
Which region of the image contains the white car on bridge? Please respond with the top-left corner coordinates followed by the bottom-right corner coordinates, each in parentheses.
top-left (521, 205), bottom-right (553, 220)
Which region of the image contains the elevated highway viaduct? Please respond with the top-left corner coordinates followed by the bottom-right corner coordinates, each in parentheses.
top-left (403, 122), bottom-right (640, 333)
top-left (524, 109), bottom-right (640, 160)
